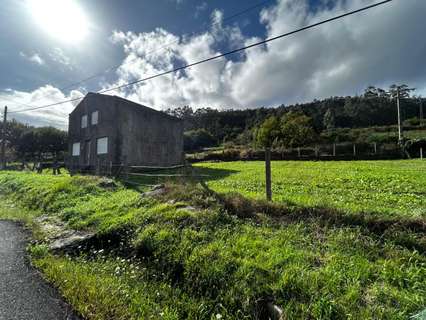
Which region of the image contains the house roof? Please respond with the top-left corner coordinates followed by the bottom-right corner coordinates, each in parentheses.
top-left (71, 92), bottom-right (182, 122)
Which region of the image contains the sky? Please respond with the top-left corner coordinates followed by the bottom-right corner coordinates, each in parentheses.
top-left (0, 0), bottom-right (425, 129)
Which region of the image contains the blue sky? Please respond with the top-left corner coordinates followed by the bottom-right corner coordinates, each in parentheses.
top-left (0, 0), bottom-right (271, 93)
top-left (1, 0), bottom-right (425, 128)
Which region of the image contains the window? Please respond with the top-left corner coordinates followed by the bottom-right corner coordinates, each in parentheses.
top-left (72, 142), bottom-right (80, 156)
top-left (81, 115), bottom-right (88, 128)
top-left (91, 111), bottom-right (99, 125)
top-left (97, 137), bottom-right (108, 155)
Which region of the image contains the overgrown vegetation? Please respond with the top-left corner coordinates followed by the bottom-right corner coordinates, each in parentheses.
top-left (0, 169), bottom-right (425, 319)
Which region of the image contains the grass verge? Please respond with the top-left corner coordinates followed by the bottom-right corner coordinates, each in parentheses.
top-left (0, 170), bottom-right (425, 319)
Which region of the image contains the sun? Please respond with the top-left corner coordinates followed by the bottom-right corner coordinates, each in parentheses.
top-left (28, 0), bottom-right (90, 42)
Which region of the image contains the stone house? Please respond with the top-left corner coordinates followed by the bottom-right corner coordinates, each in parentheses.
top-left (67, 93), bottom-right (184, 172)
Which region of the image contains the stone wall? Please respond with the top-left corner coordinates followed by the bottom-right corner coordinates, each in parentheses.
top-left (68, 93), bottom-right (183, 172)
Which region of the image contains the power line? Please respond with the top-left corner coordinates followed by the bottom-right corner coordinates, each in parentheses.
top-left (0, 96), bottom-right (34, 109)
top-left (9, 0), bottom-right (274, 107)
top-left (9, 0), bottom-right (393, 115)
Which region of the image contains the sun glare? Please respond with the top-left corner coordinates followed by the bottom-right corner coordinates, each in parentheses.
top-left (29, 0), bottom-right (90, 42)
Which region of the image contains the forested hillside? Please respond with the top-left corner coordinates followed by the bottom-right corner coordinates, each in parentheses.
top-left (166, 85), bottom-right (425, 150)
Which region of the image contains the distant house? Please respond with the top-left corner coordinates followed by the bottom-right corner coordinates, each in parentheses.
top-left (67, 93), bottom-right (184, 173)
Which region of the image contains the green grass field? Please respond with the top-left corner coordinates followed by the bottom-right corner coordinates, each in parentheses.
top-left (0, 164), bottom-right (425, 319)
top-left (195, 160), bottom-right (426, 218)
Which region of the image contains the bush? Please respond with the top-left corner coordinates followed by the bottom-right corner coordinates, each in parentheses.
top-left (184, 129), bottom-right (217, 151)
top-left (404, 117), bottom-right (422, 126)
top-left (29, 244), bottom-right (49, 259)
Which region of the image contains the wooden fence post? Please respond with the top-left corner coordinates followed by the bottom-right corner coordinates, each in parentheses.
top-left (353, 144), bottom-right (356, 157)
top-left (124, 157), bottom-right (129, 180)
top-left (297, 147), bottom-right (301, 158)
top-left (374, 142), bottom-right (377, 154)
top-left (0, 106), bottom-right (7, 170)
top-left (96, 158), bottom-right (100, 176)
top-left (265, 147), bottom-right (272, 201)
top-left (333, 143), bottom-right (336, 157)
top-left (421, 147), bottom-right (423, 160)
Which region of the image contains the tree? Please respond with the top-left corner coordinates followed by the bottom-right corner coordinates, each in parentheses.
top-left (323, 108), bottom-right (335, 130)
top-left (15, 127), bottom-right (67, 161)
top-left (0, 119), bottom-right (29, 155)
top-left (389, 84), bottom-right (415, 99)
top-left (16, 130), bottom-right (38, 160)
top-left (255, 116), bottom-right (281, 148)
top-left (280, 111), bottom-right (316, 148)
top-left (5, 120), bottom-right (29, 147)
top-left (364, 85), bottom-right (378, 98)
top-left (376, 88), bottom-right (389, 98)
top-left (364, 86), bottom-right (389, 99)
top-left (184, 129), bottom-right (216, 151)
top-left (255, 116), bottom-right (280, 202)
top-left (166, 105), bottom-right (194, 119)
top-left (35, 127), bottom-right (67, 156)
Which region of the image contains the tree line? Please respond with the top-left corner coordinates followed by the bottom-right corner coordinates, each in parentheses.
top-left (0, 119), bottom-right (67, 162)
top-left (1, 85), bottom-right (423, 159)
top-left (166, 85), bottom-right (424, 150)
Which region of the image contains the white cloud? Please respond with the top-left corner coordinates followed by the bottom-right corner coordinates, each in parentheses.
top-left (49, 47), bottom-right (72, 67)
top-left (0, 85), bottom-right (83, 129)
top-left (107, 0), bottom-right (426, 110)
top-left (106, 9), bottom-right (246, 109)
top-left (19, 52), bottom-right (45, 65)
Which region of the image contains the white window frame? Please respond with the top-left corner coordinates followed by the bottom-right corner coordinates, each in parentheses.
top-left (72, 142), bottom-right (80, 156)
top-left (97, 137), bottom-right (108, 155)
top-left (81, 115), bottom-right (88, 128)
top-left (91, 111), bottom-right (99, 125)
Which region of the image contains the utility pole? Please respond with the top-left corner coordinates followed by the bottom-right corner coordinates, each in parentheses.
top-left (396, 88), bottom-right (403, 142)
top-left (1, 106), bottom-right (8, 170)
top-left (389, 85), bottom-right (415, 145)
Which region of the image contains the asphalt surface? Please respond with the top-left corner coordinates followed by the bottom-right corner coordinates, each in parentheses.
top-left (0, 220), bottom-right (80, 320)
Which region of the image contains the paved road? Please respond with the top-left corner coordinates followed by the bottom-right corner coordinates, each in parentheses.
top-left (0, 220), bottom-right (80, 320)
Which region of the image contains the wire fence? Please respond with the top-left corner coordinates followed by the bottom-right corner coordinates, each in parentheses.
top-left (66, 160), bottom-right (208, 189)
top-left (187, 142), bottom-right (425, 162)
top-left (1, 140), bottom-right (423, 192)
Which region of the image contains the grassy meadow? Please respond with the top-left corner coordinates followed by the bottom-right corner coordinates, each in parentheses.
top-left (0, 161), bottom-right (425, 319)
top-left (195, 160), bottom-right (426, 218)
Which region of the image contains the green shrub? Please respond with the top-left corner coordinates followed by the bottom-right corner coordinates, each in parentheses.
top-left (28, 244), bottom-right (49, 259)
